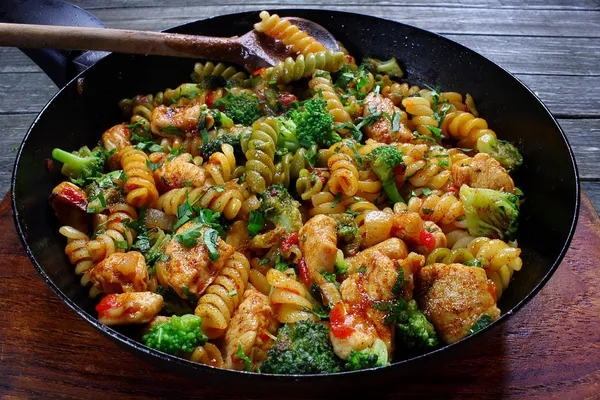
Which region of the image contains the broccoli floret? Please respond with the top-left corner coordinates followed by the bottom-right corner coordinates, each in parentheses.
top-left (212, 110), bottom-right (234, 129)
top-left (214, 93), bottom-right (262, 126)
top-left (259, 184), bottom-right (303, 233)
top-left (361, 57), bottom-right (404, 79)
top-left (476, 133), bottom-right (523, 172)
top-left (365, 146), bottom-right (405, 204)
top-left (52, 146), bottom-right (106, 186)
top-left (200, 130), bottom-right (243, 160)
top-left (141, 314), bottom-right (207, 356)
top-left (334, 249), bottom-right (349, 275)
top-left (345, 338), bottom-right (389, 371)
top-left (288, 97), bottom-right (340, 148)
top-left (460, 184), bottom-right (520, 240)
top-left (396, 300), bottom-right (439, 350)
top-left (275, 116), bottom-right (301, 152)
top-left (261, 320), bottom-right (343, 374)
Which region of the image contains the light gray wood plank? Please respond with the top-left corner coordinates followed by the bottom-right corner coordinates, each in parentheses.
top-left (582, 182), bottom-right (600, 215)
top-left (86, 6), bottom-right (600, 38)
top-left (72, 0), bottom-right (600, 11)
top-left (0, 113), bottom-right (36, 196)
top-left (558, 119), bottom-right (600, 180)
top-left (0, 73), bottom-right (57, 114)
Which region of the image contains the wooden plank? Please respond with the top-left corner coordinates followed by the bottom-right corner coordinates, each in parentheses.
top-left (0, 114), bottom-right (35, 196)
top-left (86, 6), bottom-right (600, 38)
top-left (582, 182), bottom-right (600, 214)
top-left (72, 0), bottom-right (600, 12)
top-left (557, 119), bottom-right (600, 180)
top-left (2, 70), bottom-right (600, 118)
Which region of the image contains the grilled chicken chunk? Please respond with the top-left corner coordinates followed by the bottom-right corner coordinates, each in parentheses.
top-left (363, 92), bottom-right (412, 143)
top-left (298, 215), bottom-right (338, 285)
top-left (152, 153), bottom-right (207, 192)
top-left (89, 251), bottom-right (148, 294)
top-left (151, 103), bottom-right (213, 137)
top-left (416, 263), bottom-right (500, 344)
top-left (96, 292), bottom-right (163, 326)
top-left (452, 152), bottom-right (515, 193)
top-left (330, 250), bottom-right (399, 359)
top-left (222, 286), bottom-right (279, 371)
top-left (102, 123), bottom-right (131, 170)
top-left (156, 222), bottom-right (234, 300)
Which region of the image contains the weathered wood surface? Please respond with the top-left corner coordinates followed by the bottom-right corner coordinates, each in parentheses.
top-left (0, 194), bottom-right (598, 399)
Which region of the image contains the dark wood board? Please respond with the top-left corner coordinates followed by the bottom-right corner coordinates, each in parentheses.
top-left (0, 194), bottom-right (598, 399)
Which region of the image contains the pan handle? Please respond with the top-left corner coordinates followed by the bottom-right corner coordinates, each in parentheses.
top-left (0, 0), bottom-right (108, 86)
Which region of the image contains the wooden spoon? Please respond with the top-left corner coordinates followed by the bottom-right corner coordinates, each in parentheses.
top-left (0, 18), bottom-right (339, 72)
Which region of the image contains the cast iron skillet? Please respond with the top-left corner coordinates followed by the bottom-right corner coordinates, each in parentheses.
top-left (6, 0), bottom-right (579, 393)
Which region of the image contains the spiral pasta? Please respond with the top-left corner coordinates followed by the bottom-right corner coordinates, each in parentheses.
top-left (195, 252), bottom-right (251, 338)
top-left (189, 343), bottom-right (225, 368)
top-left (254, 11), bottom-right (326, 55)
top-left (267, 268), bottom-right (319, 323)
top-left (242, 118), bottom-right (278, 194)
top-left (60, 226), bottom-right (95, 278)
top-left (120, 146), bottom-right (159, 208)
top-left (441, 111), bottom-right (497, 148)
top-left (261, 50), bottom-right (345, 84)
top-left (308, 73), bottom-right (352, 125)
top-left (156, 135), bottom-right (203, 157)
top-left (466, 237), bottom-right (523, 299)
top-left (205, 143), bottom-right (237, 185)
top-left (394, 143), bottom-right (452, 189)
top-left (273, 147), bottom-right (313, 188)
top-left (191, 61), bottom-right (248, 84)
top-left (394, 192), bottom-right (465, 227)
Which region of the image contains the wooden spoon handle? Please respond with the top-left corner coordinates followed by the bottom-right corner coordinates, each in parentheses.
top-left (0, 23), bottom-right (243, 61)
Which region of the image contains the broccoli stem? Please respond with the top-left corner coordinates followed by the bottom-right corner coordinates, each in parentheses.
top-left (52, 148), bottom-right (87, 168)
top-left (382, 180), bottom-right (404, 204)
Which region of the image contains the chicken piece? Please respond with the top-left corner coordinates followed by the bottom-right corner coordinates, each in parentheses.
top-left (452, 152), bottom-right (515, 193)
top-left (346, 238), bottom-right (408, 275)
top-left (156, 222), bottom-right (234, 300)
top-left (49, 182), bottom-right (89, 232)
top-left (298, 215), bottom-right (338, 285)
top-left (330, 250), bottom-right (397, 359)
top-left (152, 153), bottom-right (207, 192)
top-left (96, 292), bottom-right (163, 326)
top-left (89, 251), bottom-right (148, 294)
top-left (226, 220), bottom-right (251, 252)
top-left (150, 103), bottom-right (213, 137)
top-left (397, 252), bottom-right (425, 300)
top-left (363, 92), bottom-right (412, 144)
top-left (416, 263), bottom-right (501, 344)
top-left (102, 123), bottom-right (131, 170)
top-left (222, 286), bottom-right (279, 371)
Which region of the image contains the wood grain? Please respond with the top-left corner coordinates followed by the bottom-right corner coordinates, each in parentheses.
top-left (0, 194), bottom-right (598, 399)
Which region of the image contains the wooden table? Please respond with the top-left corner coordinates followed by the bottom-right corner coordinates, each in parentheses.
top-left (1, 1), bottom-right (599, 398)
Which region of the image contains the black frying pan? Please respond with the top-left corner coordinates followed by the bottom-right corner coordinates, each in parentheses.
top-left (6, 0), bottom-right (579, 393)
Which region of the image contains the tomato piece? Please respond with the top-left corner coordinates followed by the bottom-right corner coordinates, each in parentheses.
top-left (277, 92), bottom-right (298, 108)
top-left (330, 303), bottom-right (355, 339)
top-left (205, 92), bottom-right (216, 109)
top-left (281, 232), bottom-right (299, 252)
top-left (298, 257), bottom-right (311, 286)
top-left (95, 294), bottom-right (119, 314)
top-left (419, 229), bottom-right (436, 251)
top-left (252, 68), bottom-right (266, 76)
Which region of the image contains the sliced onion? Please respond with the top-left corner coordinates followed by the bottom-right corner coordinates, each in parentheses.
top-left (144, 208), bottom-right (176, 232)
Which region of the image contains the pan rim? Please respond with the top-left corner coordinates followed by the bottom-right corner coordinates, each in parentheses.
top-left (10, 8), bottom-right (581, 380)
